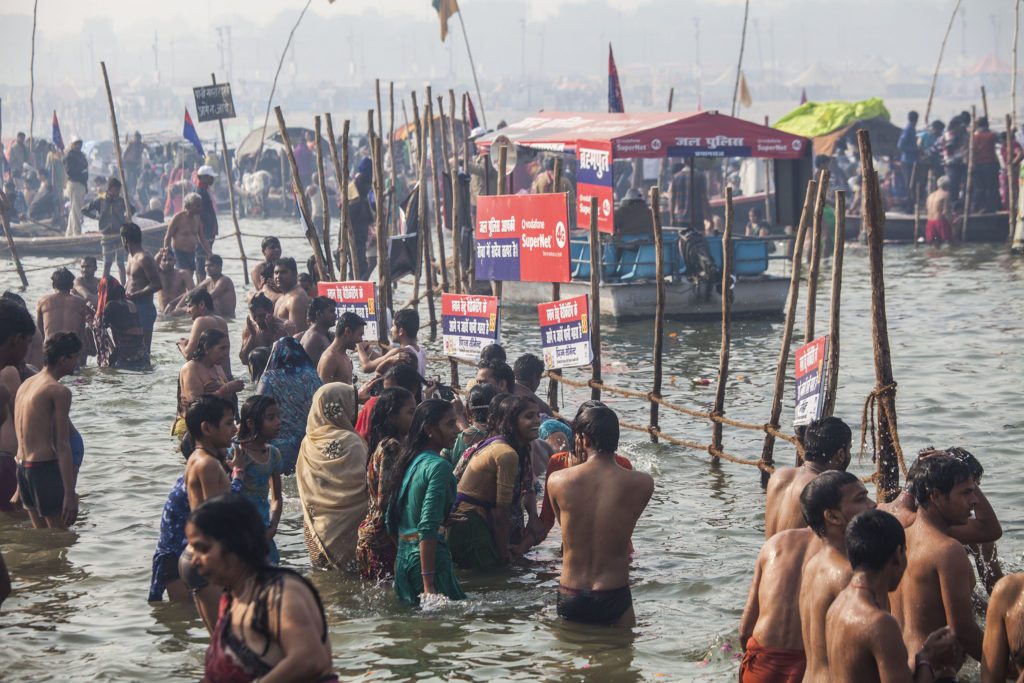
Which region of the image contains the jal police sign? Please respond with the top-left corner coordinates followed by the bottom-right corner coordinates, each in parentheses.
top-left (475, 193), bottom-right (570, 283)
top-left (192, 84), bottom-right (236, 122)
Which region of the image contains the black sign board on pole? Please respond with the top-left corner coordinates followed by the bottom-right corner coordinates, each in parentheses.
top-left (192, 84), bottom-right (236, 122)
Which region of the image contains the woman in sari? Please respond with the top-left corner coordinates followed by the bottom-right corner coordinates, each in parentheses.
top-left (387, 399), bottom-right (465, 607)
top-left (256, 337), bottom-right (321, 474)
top-left (172, 329), bottom-right (244, 439)
top-left (96, 276), bottom-right (147, 369)
top-left (296, 382), bottom-right (368, 570)
top-left (356, 387), bottom-right (415, 580)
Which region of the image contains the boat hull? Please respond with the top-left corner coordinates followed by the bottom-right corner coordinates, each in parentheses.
top-left (4, 221), bottom-right (167, 258)
top-left (842, 212), bottom-right (1010, 243)
top-left (499, 275), bottom-right (789, 320)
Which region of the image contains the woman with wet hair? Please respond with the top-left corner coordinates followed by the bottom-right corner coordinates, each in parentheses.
top-left (186, 493), bottom-right (337, 681)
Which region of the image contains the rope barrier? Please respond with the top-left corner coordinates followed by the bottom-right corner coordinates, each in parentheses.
top-left (858, 381), bottom-right (907, 478)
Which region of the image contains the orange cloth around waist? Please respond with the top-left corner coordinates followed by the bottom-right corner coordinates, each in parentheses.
top-left (738, 637), bottom-right (806, 683)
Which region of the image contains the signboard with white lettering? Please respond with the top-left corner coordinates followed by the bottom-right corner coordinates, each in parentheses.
top-left (538, 295), bottom-right (592, 370)
top-left (192, 84), bottom-right (236, 122)
top-left (794, 335), bottom-right (829, 427)
top-left (318, 281), bottom-right (377, 340)
top-left (442, 293), bottom-right (500, 361)
top-left (474, 193), bottom-right (570, 283)
top-left (575, 139), bottom-right (615, 234)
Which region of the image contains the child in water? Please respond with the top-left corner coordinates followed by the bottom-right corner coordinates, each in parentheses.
top-left (229, 395), bottom-right (284, 564)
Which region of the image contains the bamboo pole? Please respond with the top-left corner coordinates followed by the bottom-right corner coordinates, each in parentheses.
top-left (429, 95), bottom-right (450, 293)
top-left (494, 145), bottom-right (507, 302)
top-left (924, 0), bottom-right (963, 123)
top-left (1014, 0), bottom-right (1021, 132)
top-left (1007, 113), bottom-right (1017, 246)
top-left (588, 196), bottom-right (602, 401)
top-left (455, 12), bottom-right (487, 128)
top-left (366, 109), bottom-right (375, 154)
top-left (858, 129), bottom-right (901, 501)
top-left (412, 92), bottom-right (427, 302)
top-left (372, 138), bottom-right (391, 344)
top-left (0, 193), bottom-right (29, 288)
top-left (823, 191), bottom-right (846, 418)
top-left (435, 94), bottom-right (456, 290)
top-left (420, 106), bottom-right (438, 339)
top-left (962, 106), bottom-right (976, 241)
top-left (389, 83), bottom-right (400, 240)
top-left (649, 186), bottom-right (666, 444)
top-left (462, 94), bottom-right (476, 291)
top-left (730, 0), bottom-right (751, 117)
top-left (447, 89), bottom-right (463, 294)
top-left (546, 156), bottom-right (566, 412)
top-left (100, 62), bottom-right (133, 225)
top-left (912, 162), bottom-right (922, 244)
top-left (327, 116), bottom-right (355, 280)
top-left (375, 79), bottom-right (384, 170)
top-left (324, 114), bottom-right (345, 277)
top-left (274, 106), bottom-right (328, 281)
top-left (211, 74), bottom-right (250, 285)
top-left (763, 115), bottom-right (773, 226)
top-left (461, 93), bottom-right (472, 166)
top-left (712, 188), bottom-right (735, 463)
top-left (981, 85), bottom-right (990, 121)
top-left (314, 115), bottom-right (334, 281)
top-left (759, 179), bottom-right (816, 487)
top-left (804, 169), bottom-right (829, 343)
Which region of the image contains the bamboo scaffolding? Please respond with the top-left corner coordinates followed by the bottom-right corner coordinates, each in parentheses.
top-left (314, 115), bottom-right (334, 281)
top-left (274, 106), bottom-right (328, 281)
top-left (823, 191), bottom-right (846, 418)
top-left (804, 171), bottom-right (829, 342)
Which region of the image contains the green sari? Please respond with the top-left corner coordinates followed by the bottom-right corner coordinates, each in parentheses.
top-left (390, 450), bottom-right (466, 606)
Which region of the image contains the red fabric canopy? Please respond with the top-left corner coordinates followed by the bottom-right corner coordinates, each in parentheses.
top-left (476, 111), bottom-right (808, 160)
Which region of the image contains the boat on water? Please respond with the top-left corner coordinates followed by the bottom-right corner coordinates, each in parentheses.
top-left (841, 211), bottom-right (1011, 243)
top-left (3, 217), bottom-right (166, 258)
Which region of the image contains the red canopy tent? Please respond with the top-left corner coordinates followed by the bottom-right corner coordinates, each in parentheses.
top-left (475, 110), bottom-right (809, 160)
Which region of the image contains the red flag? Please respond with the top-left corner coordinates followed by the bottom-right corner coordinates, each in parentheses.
top-left (608, 43), bottom-right (624, 113)
top-left (466, 92), bottom-right (480, 129)
top-left (800, 88), bottom-right (807, 105)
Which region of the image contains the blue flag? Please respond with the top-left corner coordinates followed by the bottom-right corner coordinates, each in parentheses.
top-left (183, 108), bottom-right (205, 157)
top-left (608, 43), bottom-right (624, 113)
top-left (52, 110), bottom-right (64, 151)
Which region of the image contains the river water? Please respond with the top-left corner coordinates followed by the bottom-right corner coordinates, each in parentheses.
top-left (1, 217), bottom-right (1022, 681)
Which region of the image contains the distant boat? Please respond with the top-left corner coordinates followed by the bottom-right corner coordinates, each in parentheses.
top-left (4, 217), bottom-right (166, 258)
top-left (842, 211), bottom-right (1010, 243)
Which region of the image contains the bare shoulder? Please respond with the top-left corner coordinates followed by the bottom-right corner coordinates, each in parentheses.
top-left (990, 574), bottom-right (1024, 613)
top-left (766, 466), bottom-right (799, 491)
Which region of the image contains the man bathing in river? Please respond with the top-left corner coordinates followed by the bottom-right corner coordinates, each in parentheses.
top-left (155, 248), bottom-right (191, 314)
top-left (799, 471), bottom-right (876, 682)
top-left (194, 254), bottom-right (236, 318)
top-left (164, 193), bottom-right (211, 286)
top-left (547, 403), bottom-right (653, 627)
top-left (298, 296), bottom-right (336, 366)
top-left (825, 509), bottom-right (959, 682)
top-left (250, 236), bottom-right (282, 290)
top-left (764, 416), bottom-right (851, 538)
top-left (272, 257), bottom-right (310, 332)
top-left (122, 222), bottom-right (163, 357)
top-left (317, 312), bottom-right (363, 385)
top-left (239, 293), bottom-right (293, 368)
top-left (176, 289), bottom-right (230, 378)
top-left (36, 268), bottom-right (90, 365)
top-left (982, 572), bottom-right (1024, 681)
top-left (73, 256), bottom-right (99, 308)
top-left (14, 332), bottom-right (82, 530)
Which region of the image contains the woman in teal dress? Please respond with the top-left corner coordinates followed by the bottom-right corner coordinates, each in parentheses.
top-left (386, 399), bottom-right (466, 607)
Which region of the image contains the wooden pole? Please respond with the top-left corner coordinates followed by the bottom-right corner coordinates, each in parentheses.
top-left (314, 115), bottom-right (334, 281)
top-left (649, 186), bottom-right (666, 444)
top-left (1014, 0), bottom-right (1021, 132)
top-left (858, 129), bottom-right (901, 501)
top-left (447, 89), bottom-right (463, 294)
top-left (100, 62), bottom-right (133, 224)
top-left (823, 190), bottom-right (845, 418)
top-left (962, 105), bottom-right (976, 241)
top-left (712, 187), bottom-right (735, 463)
top-left (0, 193), bottom-right (29, 288)
top-left (763, 115), bottom-right (773, 226)
top-left (759, 179), bottom-right (816, 487)
top-left (924, 0), bottom-right (963, 123)
top-left (981, 85), bottom-right (990, 122)
top-left (274, 106), bottom-right (328, 281)
top-left (412, 92), bottom-right (427, 301)
top-left (912, 162), bottom-right (922, 244)
top-left (372, 138), bottom-right (391, 344)
top-left (366, 109), bottom-right (376, 154)
top-left (494, 145), bottom-right (507, 302)
top-left (1007, 113), bottom-right (1017, 245)
top-left (375, 79), bottom-right (384, 170)
top-left (325, 114), bottom-right (347, 277)
top-left (588, 196), bottom-right (602, 401)
top-left (429, 95), bottom-right (450, 293)
top-left (211, 74), bottom-right (249, 285)
top-left (804, 169), bottom-right (829, 343)
top-left (546, 156), bottom-right (566, 413)
top-left (419, 105), bottom-right (438, 339)
top-left (389, 82), bottom-right (400, 241)
top-left (455, 11), bottom-right (487, 128)
top-left (461, 93), bottom-right (472, 166)
top-left (329, 116), bottom-right (356, 279)
top-left (730, 0), bottom-right (751, 117)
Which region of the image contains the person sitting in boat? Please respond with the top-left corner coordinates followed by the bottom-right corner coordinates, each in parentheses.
top-left (1, 180), bottom-right (27, 224)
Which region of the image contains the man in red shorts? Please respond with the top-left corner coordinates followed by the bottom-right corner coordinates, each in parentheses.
top-left (925, 176), bottom-right (954, 244)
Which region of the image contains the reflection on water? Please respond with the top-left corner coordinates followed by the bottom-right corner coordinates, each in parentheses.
top-left (0, 222), bottom-right (1021, 681)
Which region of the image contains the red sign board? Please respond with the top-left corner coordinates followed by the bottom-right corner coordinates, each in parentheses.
top-left (475, 193), bottom-right (571, 283)
top-left (575, 139), bottom-right (615, 234)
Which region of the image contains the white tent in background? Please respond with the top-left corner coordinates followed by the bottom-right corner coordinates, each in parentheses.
top-left (785, 62), bottom-right (835, 88)
top-left (707, 66), bottom-right (735, 87)
top-left (882, 64), bottom-right (925, 85)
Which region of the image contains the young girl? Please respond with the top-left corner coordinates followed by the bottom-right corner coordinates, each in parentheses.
top-left (229, 395), bottom-right (284, 564)
top-left (356, 387), bottom-right (416, 580)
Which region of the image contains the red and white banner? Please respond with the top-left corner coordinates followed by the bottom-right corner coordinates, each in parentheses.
top-left (475, 193), bottom-right (571, 283)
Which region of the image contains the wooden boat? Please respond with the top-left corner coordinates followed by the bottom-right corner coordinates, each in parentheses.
top-left (841, 211), bottom-right (1010, 243)
top-left (3, 217), bottom-right (167, 258)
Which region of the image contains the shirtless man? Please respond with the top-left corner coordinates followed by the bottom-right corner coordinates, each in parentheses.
top-left (195, 254), bottom-right (235, 318)
top-left (765, 416), bottom-right (851, 538)
top-left (880, 447), bottom-right (1003, 593)
top-left (272, 257), bottom-right (309, 331)
top-left (982, 573), bottom-right (1024, 682)
top-left (925, 176), bottom-right (954, 244)
top-left (155, 248), bottom-right (191, 314)
top-left (122, 222), bottom-right (162, 356)
top-left (14, 331), bottom-right (82, 529)
top-left (799, 471), bottom-right (877, 682)
top-left (72, 256), bottom-right (100, 308)
top-left (298, 296), bottom-right (336, 366)
top-left (181, 394), bottom-right (235, 634)
top-left (36, 267), bottom-right (90, 365)
top-left (826, 509), bottom-right (959, 683)
top-left (547, 403), bottom-right (653, 627)
top-left (739, 528), bottom-right (820, 679)
top-left (176, 289), bottom-right (230, 378)
top-left (890, 454), bottom-right (983, 673)
top-left (163, 193), bottom-right (211, 285)
top-left (0, 301), bottom-right (35, 513)
top-left (254, 261), bottom-right (282, 305)
top-left (239, 293), bottom-right (293, 367)
top-left (318, 312), bottom-right (365, 385)
top-left (250, 236), bottom-right (282, 290)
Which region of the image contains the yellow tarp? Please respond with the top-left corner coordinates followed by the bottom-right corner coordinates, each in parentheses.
top-left (773, 98), bottom-right (891, 138)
